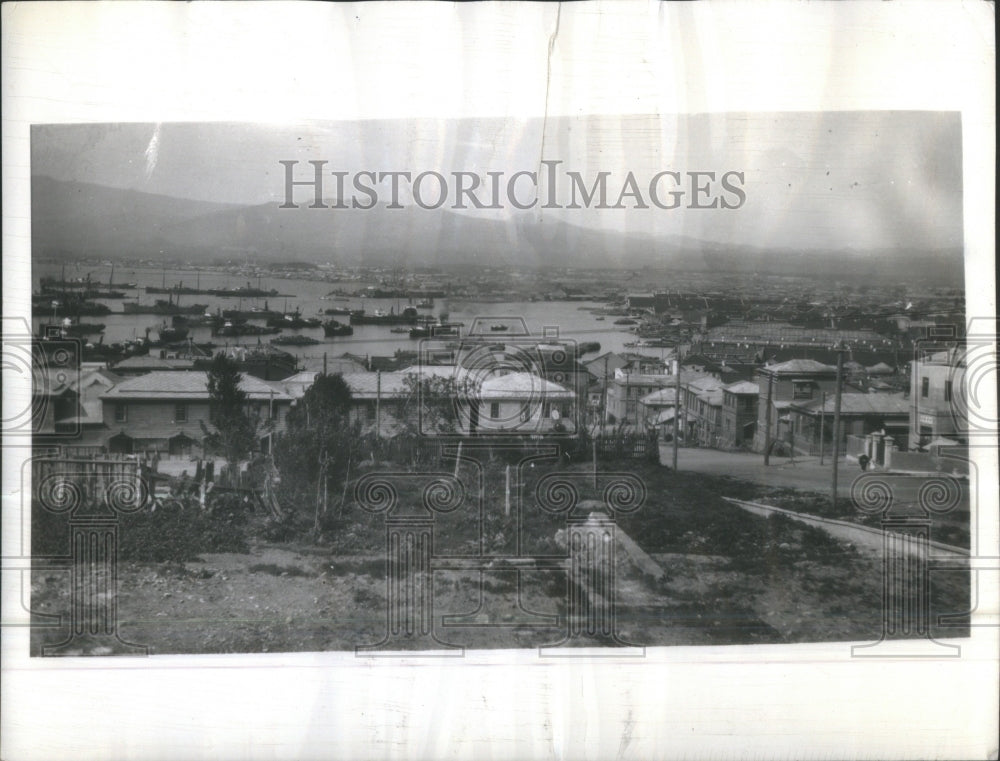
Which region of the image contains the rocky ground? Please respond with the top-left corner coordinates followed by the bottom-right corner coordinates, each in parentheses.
top-left (30, 461), bottom-right (971, 656)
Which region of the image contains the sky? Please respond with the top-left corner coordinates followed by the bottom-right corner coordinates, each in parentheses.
top-left (31, 112), bottom-right (963, 253)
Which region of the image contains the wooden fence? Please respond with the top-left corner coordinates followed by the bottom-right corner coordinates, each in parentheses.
top-left (33, 455), bottom-right (145, 512)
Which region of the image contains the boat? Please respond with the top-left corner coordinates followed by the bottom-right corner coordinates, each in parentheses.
top-left (490, 324), bottom-right (509, 332)
top-left (155, 323), bottom-right (190, 343)
top-left (266, 310), bottom-right (322, 329)
top-left (193, 344), bottom-right (298, 381)
top-left (122, 300), bottom-right (209, 315)
top-left (43, 320), bottom-right (106, 337)
top-left (324, 306), bottom-right (353, 316)
top-left (595, 316), bottom-right (605, 321)
top-left (415, 298), bottom-right (434, 309)
top-left (409, 323), bottom-right (460, 339)
top-left (322, 320), bottom-right (354, 337)
top-left (271, 335), bottom-right (321, 346)
top-left (349, 306), bottom-right (419, 326)
top-left (211, 319), bottom-right (281, 337)
top-left (390, 327), bottom-right (411, 334)
top-left (613, 318), bottom-right (638, 325)
top-left (207, 282), bottom-right (283, 298)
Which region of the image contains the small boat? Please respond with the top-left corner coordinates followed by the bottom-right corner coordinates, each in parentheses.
top-left (324, 307), bottom-right (352, 316)
top-left (415, 298), bottom-right (434, 309)
top-left (490, 324), bottom-right (509, 332)
top-left (390, 327), bottom-right (411, 334)
top-left (595, 316), bottom-right (605, 321)
top-left (613, 318), bottom-right (638, 326)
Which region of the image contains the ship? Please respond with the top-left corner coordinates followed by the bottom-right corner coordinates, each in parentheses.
top-left (211, 319), bottom-right (281, 337)
top-left (409, 323), bottom-right (460, 339)
top-left (266, 310), bottom-right (322, 329)
top-left (349, 306), bottom-right (419, 326)
top-left (122, 299), bottom-right (209, 315)
top-left (207, 282), bottom-right (283, 298)
top-left (324, 306), bottom-right (353, 316)
top-left (34, 294), bottom-right (112, 317)
top-left (41, 320), bottom-right (106, 337)
top-left (193, 344), bottom-right (299, 381)
top-left (322, 319), bottom-right (354, 337)
top-left (155, 322), bottom-right (190, 343)
top-left (415, 298), bottom-right (435, 309)
top-left (271, 335), bottom-right (321, 346)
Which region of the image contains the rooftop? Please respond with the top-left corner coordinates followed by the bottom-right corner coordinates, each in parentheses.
top-left (102, 371), bottom-right (292, 401)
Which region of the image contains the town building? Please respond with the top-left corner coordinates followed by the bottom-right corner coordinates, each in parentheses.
top-left (100, 371), bottom-right (293, 456)
top-left (751, 359), bottom-right (842, 453)
top-left (719, 380), bottom-right (760, 450)
top-left (909, 348), bottom-right (966, 449)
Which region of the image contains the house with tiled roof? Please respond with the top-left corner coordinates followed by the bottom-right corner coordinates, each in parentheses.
top-left (787, 392), bottom-right (910, 455)
top-left (719, 381), bottom-right (760, 450)
top-left (752, 358), bottom-right (841, 453)
top-left (100, 371), bottom-right (292, 456)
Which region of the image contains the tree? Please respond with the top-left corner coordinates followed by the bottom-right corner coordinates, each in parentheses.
top-left (201, 353), bottom-right (257, 482)
top-left (274, 373), bottom-right (360, 533)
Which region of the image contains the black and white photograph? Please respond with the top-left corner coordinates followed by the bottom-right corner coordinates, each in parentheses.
top-left (23, 113), bottom-right (974, 656)
top-left (2, 3), bottom-right (996, 760)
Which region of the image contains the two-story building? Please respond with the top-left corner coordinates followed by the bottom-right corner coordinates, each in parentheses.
top-left (752, 359), bottom-right (841, 453)
top-left (100, 371), bottom-right (293, 456)
top-left (909, 348), bottom-right (966, 449)
top-left (719, 381), bottom-right (759, 450)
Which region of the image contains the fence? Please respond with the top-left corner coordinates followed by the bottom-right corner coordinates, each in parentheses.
top-left (34, 456), bottom-right (145, 510)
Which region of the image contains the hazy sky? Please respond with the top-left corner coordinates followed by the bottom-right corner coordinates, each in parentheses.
top-left (32, 112), bottom-right (962, 252)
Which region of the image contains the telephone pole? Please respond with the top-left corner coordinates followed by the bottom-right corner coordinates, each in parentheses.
top-left (672, 359), bottom-right (680, 470)
top-left (818, 390), bottom-right (826, 465)
top-left (763, 371), bottom-right (774, 466)
top-left (830, 346), bottom-right (845, 510)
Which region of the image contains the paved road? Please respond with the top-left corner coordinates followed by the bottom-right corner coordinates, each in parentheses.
top-left (658, 445), bottom-right (971, 506)
top-left (659, 445), bottom-right (870, 497)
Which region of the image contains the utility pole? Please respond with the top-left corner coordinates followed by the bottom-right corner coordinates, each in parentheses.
top-left (672, 359), bottom-right (680, 470)
top-left (831, 347), bottom-right (845, 510)
top-left (818, 390), bottom-right (826, 465)
top-left (763, 371), bottom-right (774, 465)
top-left (375, 370), bottom-right (381, 439)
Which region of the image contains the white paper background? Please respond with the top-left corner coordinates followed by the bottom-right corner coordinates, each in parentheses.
top-left (2, 2), bottom-right (997, 759)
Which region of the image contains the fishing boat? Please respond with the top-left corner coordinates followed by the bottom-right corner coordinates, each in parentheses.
top-left (322, 319), bottom-right (354, 337)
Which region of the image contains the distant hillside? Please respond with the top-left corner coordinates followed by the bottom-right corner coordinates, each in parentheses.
top-left (31, 177), bottom-right (964, 283)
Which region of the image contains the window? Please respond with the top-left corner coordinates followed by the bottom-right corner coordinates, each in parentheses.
top-left (944, 380), bottom-right (952, 402)
top-left (114, 403), bottom-right (127, 423)
top-left (921, 377), bottom-right (929, 398)
top-left (490, 402), bottom-right (500, 419)
top-left (792, 381), bottom-right (813, 400)
top-left (174, 403), bottom-right (188, 423)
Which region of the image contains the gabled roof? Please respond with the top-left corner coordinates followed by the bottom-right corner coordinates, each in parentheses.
top-left (763, 359), bottom-right (836, 375)
top-left (479, 372), bottom-right (574, 399)
top-left (794, 392), bottom-right (910, 416)
top-left (101, 371), bottom-right (291, 401)
top-left (112, 356), bottom-right (196, 371)
top-left (724, 381), bottom-right (760, 395)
